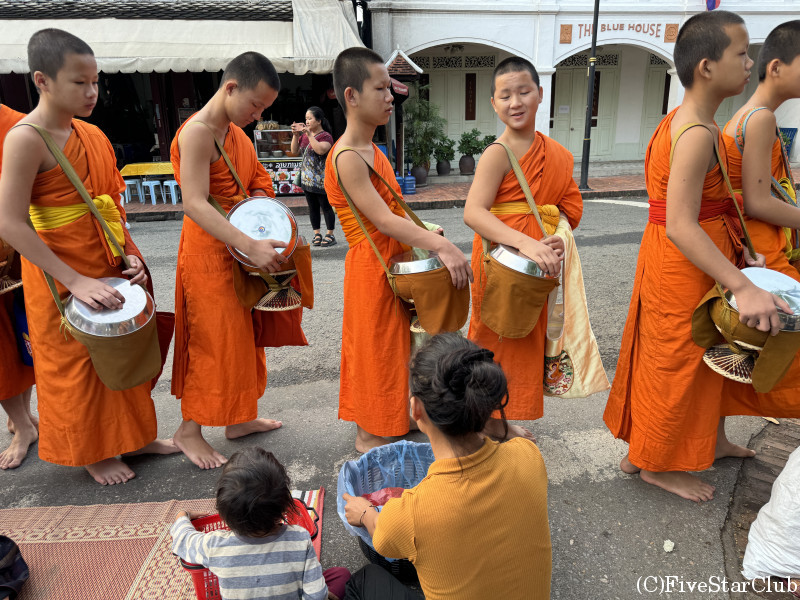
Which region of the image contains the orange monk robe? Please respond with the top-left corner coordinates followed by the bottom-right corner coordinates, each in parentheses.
top-left (0, 104), bottom-right (35, 400)
top-left (171, 120), bottom-right (274, 426)
top-left (603, 109), bottom-right (745, 472)
top-left (20, 119), bottom-right (156, 466)
top-left (325, 144), bottom-right (411, 437)
top-left (467, 134), bottom-right (582, 420)
top-left (719, 123), bottom-right (800, 418)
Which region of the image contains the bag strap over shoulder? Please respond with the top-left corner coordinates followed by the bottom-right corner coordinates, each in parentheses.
top-left (331, 145), bottom-right (425, 282)
top-left (182, 120), bottom-right (247, 216)
top-left (671, 122), bottom-right (756, 260)
top-left (732, 108), bottom-right (796, 206)
top-left (480, 141), bottom-right (548, 255)
top-left (733, 106), bottom-right (768, 154)
top-left (20, 123), bottom-right (132, 318)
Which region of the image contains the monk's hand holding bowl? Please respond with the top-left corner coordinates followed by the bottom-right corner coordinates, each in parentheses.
top-left (519, 237), bottom-right (563, 278)
top-left (732, 281), bottom-right (790, 336)
top-left (541, 235), bottom-right (565, 260)
top-left (436, 238), bottom-right (473, 290)
top-left (246, 238), bottom-right (288, 273)
top-left (122, 254), bottom-right (148, 286)
top-left (67, 274), bottom-right (126, 310)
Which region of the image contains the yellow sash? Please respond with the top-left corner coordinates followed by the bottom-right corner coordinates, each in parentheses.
top-left (489, 201), bottom-right (560, 235)
top-left (29, 194), bottom-right (124, 257)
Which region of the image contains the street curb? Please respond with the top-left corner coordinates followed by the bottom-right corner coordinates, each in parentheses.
top-left (722, 418), bottom-right (800, 600)
top-left (126, 188), bottom-right (650, 222)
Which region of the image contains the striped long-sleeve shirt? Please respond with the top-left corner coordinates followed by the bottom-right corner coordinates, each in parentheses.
top-left (170, 517), bottom-right (327, 600)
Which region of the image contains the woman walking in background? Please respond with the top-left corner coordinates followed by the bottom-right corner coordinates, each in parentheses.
top-left (292, 106), bottom-right (337, 247)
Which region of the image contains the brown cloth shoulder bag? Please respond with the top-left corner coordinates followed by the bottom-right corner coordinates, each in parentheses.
top-left (25, 124), bottom-right (161, 391)
top-left (688, 123), bottom-right (800, 392)
top-left (331, 146), bottom-right (469, 335)
top-left (479, 142), bottom-right (559, 339)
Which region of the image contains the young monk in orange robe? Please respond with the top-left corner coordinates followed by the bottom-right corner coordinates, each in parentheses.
top-left (0, 29), bottom-right (177, 484)
top-left (325, 48), bottom-right (472, 453)
top-left (720, 21), bottom-right (800, 419)
top-left (464, 57), bottom-right (582, 439)
top-left (603, 11), bottom-right (792, 502)
top-left (171, 52), bottom-right (285, 469)
top-left (0, 103), bottom-right (38, 470)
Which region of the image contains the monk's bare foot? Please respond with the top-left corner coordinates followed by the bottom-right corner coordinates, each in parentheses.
top-left (225, 418), bottom-right (283, 440)
top-left (174, 421), bottom-right (227, 469)
top-left (0, 422), bottom-right (38, 470)
top-left (123, 438), bottom-right (180, 457)
top-left (714, 438), bottom-right (756, 460)
top-left (715, 418), bottom-right (756, 460)
top-left (355, 426), bottom-right (389, 453)
top-left (620, 454), bottom-right (641, 474)
top-left (482, 418), bottom-right (536, 442)
top-left (85, 458), bottom-right (136, 485)
top-left (639, 470), bottom-right (715, 502)
top-left (6, 416), bottom-right (37, 434)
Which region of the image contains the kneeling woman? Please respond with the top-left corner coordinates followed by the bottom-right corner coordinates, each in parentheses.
top-left (342, 334), bottom-right (551, 600)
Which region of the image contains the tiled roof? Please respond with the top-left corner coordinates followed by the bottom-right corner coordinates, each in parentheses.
top-left (0, 0), bottom-right (293, 21)
top-left (388, 54), bottom-right (418, 77)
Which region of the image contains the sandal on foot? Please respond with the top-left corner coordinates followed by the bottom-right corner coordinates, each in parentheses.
top-left (312, 233), bottom-right (323, 246)
top-left (321, 233), bottom-right (337, 247)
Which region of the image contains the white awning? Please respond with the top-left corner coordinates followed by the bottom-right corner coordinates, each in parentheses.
top-left (0, 0), bottom-right (362, 75)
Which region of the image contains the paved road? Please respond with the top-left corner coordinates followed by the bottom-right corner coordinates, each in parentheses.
top-left (0, 199), bottom-right (767, 599)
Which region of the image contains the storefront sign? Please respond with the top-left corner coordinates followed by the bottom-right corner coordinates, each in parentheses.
top-left (259, 159), bottom-right (303, 196)
top-left (559, 22), bottom-right (680, 44)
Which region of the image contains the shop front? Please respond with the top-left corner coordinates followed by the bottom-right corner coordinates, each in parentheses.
top-left (0, 0), bottom-right (362, 197)
top-left (370, 0), bottom-right (800, 165)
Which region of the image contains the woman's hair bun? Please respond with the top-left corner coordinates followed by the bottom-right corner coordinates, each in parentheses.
top-left (410, 334), bottom-right (508, 437)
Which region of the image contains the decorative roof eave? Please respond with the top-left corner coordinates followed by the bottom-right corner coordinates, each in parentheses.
top-left (384, 47), bottom-right (424, 74)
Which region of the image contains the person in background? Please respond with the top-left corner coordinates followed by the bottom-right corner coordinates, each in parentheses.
top-left (292, 107), bottom-right (337, 247)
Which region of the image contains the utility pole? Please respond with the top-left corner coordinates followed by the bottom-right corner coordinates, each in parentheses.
top-left (578, 0), bottom-right (600, 191)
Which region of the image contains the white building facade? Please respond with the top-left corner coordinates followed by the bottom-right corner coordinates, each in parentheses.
top-left (370, 0), bottom-right (800, 164)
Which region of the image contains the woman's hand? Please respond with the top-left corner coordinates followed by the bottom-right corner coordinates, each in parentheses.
top-left (291, 122), bottom-right (305, 137)
top-left (122, 254), bottom-right (148, 286)
top-left (342, 493), bottom-right (376, 527)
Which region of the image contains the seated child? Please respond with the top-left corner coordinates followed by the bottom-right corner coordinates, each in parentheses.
top-left (171, 447), bottom-right (350, 600)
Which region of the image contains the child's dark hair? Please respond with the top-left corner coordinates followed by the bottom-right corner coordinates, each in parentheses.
top-left (410, 333), bottom-right (509, 438)
top-left (332, 47), bottom-right (384, 114)
top-left (28, 28), bottom-right (93, 82)
top-left (221, 51), bottom-right (281, 94)
top-left (757, 20), bottom-right (800, 82)
top-left (216, 447), bottom-right (294, 538)
top-left (492, 56), bottom-right (540, 96)
top-left (674, 10), bottom-right (745, 88)
top-left (307, 106), bottom-right (333, 135)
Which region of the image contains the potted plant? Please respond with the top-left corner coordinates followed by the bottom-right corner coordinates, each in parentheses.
top-left (433, 136), bottom-right (455, 176)
top-left (457, 128), bottom-right (486, 175)
top-left (404, 84), bottom-right (446, 186)
top-left (483, 134), bottom-right (497, 147)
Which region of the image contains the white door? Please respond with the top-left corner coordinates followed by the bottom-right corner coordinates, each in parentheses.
top-left (639, 66), bottom-right (669, 155)
top-left (552, 67), bottom-right (618, 159)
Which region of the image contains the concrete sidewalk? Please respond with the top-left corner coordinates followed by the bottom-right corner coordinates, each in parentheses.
top-left (123, 172), bottom-right (647, 222)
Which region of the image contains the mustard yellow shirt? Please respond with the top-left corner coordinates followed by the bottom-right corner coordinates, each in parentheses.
top-left (373, 438), bottom-right (552, 600)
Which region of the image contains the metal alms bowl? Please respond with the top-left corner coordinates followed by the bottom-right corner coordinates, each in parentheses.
top-left (64, 277), bottom-right (155, 337)
top-left (488, 244), bottom-right (551, 278)
top-left (389, 249), bottom-right (444, 274)
top-left (226, 197), bottom-right (299, 268)
top-left (727, 268), bottom-right (800, 332)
